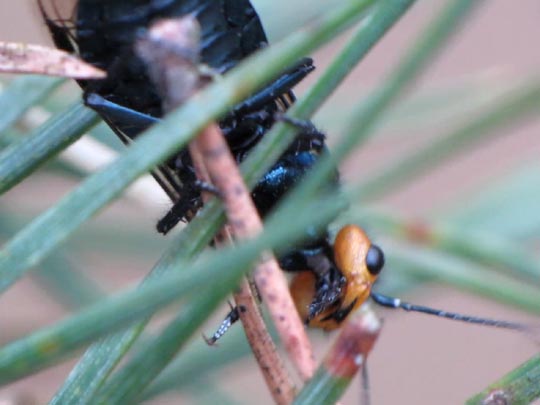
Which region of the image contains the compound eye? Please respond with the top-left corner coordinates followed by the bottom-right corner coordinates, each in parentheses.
top-left (366, 244), bottom-right (384, 275)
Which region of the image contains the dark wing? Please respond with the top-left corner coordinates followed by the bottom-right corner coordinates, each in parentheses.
top-left (37, 0), bottom-right (274, 204)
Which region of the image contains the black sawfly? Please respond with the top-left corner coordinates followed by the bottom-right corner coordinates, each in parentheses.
top-left (38, 0), bottom-right (527, 343)
top-left (38, 0), bottom-right (379, 330)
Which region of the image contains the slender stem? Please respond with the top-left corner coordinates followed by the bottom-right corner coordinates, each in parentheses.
top-left (466, 355), bottom-right (540, 405)
top-left (353, 81), bottom-right (540, 201)
top-left (191, 124), bottom-right (296, 401)
top-left (0, 102), bottom-right (99, 194)
top-left (193, 124), bottom-right (300, 397)
top-left (270, 0), bottom-right (482, 224)
top-left (294, 305), bottom-right (381, 405)
top-left (0, 75), bottom-right (63, 136)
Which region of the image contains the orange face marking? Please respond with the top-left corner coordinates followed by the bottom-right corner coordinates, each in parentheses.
top-left (289, 224), bottom-right (382, 330)
top-left (333, 225), bottom-right (378, 320)
top-left (290, 271), bottom-right (317, 323)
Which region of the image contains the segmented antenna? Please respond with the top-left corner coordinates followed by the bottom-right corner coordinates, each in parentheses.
top-left (371, 292), bottom-right (526, 330)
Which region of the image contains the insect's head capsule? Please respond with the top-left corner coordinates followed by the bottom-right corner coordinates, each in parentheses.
top-left (332, 224), bottom-right (384, 318)
top-left (290, 224), bottom-right (384, 330)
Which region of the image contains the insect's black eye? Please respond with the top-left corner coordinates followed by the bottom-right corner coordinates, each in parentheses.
top-left (366, 244), bottom-right (384, 276)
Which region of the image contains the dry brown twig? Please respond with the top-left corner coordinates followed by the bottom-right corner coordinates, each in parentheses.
top-left (0, 42), bottom-right (105, 78)
top-left (191, 120), bottom-right (317, 381)
top-left (295, 305), bottom-right (381, 404)
top-left (324, 305), bottom-right (381, 378)
top-left (136, 16), bottom-right (320, 402)
top-left (190, 139), bottom-right (295, 403)
top-left (188, 133), bottom-right (295, 402)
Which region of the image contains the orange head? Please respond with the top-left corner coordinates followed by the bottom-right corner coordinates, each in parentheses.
top-left (290, 224), bottom-right (384, 330)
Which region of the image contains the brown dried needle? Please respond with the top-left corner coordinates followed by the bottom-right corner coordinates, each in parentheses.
top-left (136, 16), bottom-right (318, 401)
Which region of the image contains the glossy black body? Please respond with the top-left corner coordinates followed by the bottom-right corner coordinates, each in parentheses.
top-left (39, 0), bottom-right (345, 321)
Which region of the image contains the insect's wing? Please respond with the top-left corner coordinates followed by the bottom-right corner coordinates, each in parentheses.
top-left (37, 0), bottom-right (304, 210)
top-left (37, 0), bottom-right (187, 201)
top-left (84, 94), bottom-right (186, 202)
top-left (37, 0), bottom-right (78, 52)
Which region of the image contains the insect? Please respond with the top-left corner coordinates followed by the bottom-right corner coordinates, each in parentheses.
top-left (38, 0), bottom-right (525, 340)
top-left (38, 0), bottom-right (376, 330)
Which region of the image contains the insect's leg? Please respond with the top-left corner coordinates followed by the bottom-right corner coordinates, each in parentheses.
top-left (371, 292), bottom-right (526, 330)
top-left (233, 57), bottom-right (314, 115)
top-left (156, 180), bottom-right (222, 234)
top-left (274, 111), bottom-right (326, 142)
top-left (193, 179), bottom-right (221, 197)
top-left (85, 93), bottom-right (159, 136)
top-left (157, 198), bottom-right (195, 234)
top-left (203, 304), bottom-right (244, 346)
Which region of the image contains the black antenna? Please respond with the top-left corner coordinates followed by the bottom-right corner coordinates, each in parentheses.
top-left (371, 292), bottom-right (527, 331)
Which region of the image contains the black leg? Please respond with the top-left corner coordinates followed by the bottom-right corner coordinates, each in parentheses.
top-left (85, 93), bottom-right (159, 138)
top-left (274, 111), bottom-right (326, 143)
top-left (233, 58), bottom-right (314, 115)
top-left (203, 304), bottom-right (243, 346)
top-left (156, 197), bottom-right (195, 234)
top-left (157, 179), bottom-right (224, 234)
top-left (193, 179), bottom-right (222, 197)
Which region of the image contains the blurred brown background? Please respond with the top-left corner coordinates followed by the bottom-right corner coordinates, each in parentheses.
top-left (1, 1), bottom-right (539, 404)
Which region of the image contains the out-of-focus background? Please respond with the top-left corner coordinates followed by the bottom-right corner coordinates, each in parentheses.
top-left (1, 1), bottom-right (539, 404)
